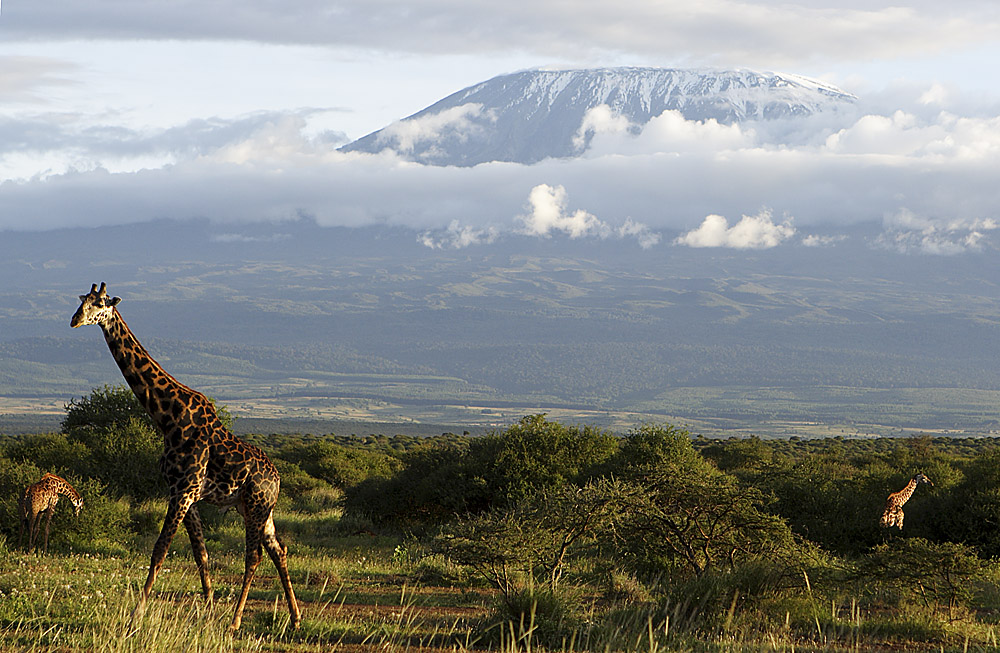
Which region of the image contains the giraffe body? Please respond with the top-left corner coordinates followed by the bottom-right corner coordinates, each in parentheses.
top-left (71, 282), bottom-right (300, 631)
top-left (880, 473), bottom-right (933, 529)
top-left (18, 473), bottom-right (83, 553)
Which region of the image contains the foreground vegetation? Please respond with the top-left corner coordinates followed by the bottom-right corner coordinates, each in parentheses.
top-left (4, 386), bottom-right (1000, 651)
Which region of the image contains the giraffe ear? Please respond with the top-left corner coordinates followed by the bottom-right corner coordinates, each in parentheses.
top-left (109, 296), bottom-right (122, 306)
top-left (79, 295), bottom-right (89, 302)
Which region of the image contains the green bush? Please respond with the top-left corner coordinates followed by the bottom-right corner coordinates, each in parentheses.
top-left (472, 415), bottom-right (618, 507)
top-left (68, 417), bottom-right (164, 501)
top-left (61, 478), bottom-right (133, 555)
top-left (62, 384), bottom-right (153, 432)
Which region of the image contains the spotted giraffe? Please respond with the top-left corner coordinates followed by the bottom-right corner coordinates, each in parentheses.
top-left (880, 472), bottom-right (933, 529)
top-left (71, 282), bottom-right (300, 631)
top-left (18, 473), bottom-right (83, 554)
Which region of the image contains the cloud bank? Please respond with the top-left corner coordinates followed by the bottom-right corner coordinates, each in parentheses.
top-left (2, 1), bottom-right (998, 70)
top-left (1, 70), bottom-right (1000, 256)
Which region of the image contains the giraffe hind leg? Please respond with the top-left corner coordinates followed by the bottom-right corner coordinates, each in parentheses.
top-left (229, 527), bottom-right (264, 632)
top-left (43, 508), bottom-right (54, 553)
top-left (261, 513), bottom-right (300, 628)
top-left (28, 513), bottom-right (42, 553)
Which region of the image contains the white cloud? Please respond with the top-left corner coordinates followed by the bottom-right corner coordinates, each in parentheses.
top-left (876, 208), bottom-right (998, 254)
top-left (518, 183), bottom-right (611, 239)
top-left (802, 233), bottom-right (847, 247)
top-left (617, 218), bottom-right (661, 249)
top-left (0, 55), bottom-right (79, 103)
top-left (418, 219), bottom-right (499, 249)
top-left (515, 184), bottom-right (660, 247)
top-left (376, 104), bottom-right (493, 154)
top-left (3, 82), bottom-right (1000, 259)
top-left (573, 105), bottom-right (633, 152)
top-left (584, 109), bottom-right (755, 157)
top-left (676, 210), bottom-right (796, 249)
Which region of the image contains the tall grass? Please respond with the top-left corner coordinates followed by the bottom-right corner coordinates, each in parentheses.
top-left (3, 542), bottom-right (1000, 652)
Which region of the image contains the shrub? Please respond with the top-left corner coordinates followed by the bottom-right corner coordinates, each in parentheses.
top-left (62, 384), bottom-right (153, 433)
top-left (68, 417), bottom-right (164, 501)
top-left (471, 415), bottom-right (618, 507)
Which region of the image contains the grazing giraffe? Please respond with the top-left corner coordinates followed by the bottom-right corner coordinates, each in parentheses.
top-left (18, 473), bottom-right (83, 553)
top-left (880, 473), bottom-right (933, 529)
top-left (71, 282), bottom-right (300, 631)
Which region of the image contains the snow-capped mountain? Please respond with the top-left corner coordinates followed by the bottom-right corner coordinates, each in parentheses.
top-left (340, 67), bottom-right (857, 166)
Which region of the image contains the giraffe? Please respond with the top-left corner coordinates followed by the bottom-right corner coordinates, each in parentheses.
top-left (18, 473), bottom-right (83, 553)
top-left (70, 282), bottom-right (300, 631)
top-left (880, 472), bottom-right (933, 529)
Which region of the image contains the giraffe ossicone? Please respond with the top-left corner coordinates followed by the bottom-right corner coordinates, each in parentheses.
top-left (880, 472), bottom-right (933, 530)
top-left (71, 282), bottom-right (300, 631)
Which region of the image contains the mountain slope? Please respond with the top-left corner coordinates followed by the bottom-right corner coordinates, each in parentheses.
top-left (340, 67), bottom-right (857, 166)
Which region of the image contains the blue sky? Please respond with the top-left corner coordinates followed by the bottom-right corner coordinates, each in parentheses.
top-left (1, 1), bottom-right (999, 253)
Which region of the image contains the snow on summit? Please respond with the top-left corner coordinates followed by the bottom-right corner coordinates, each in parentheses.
top-left (341, 67), bottom-right (857, 166)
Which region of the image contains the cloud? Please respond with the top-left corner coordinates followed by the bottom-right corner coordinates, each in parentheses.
top-left (581, 108), bottom-right (755, 157)
top-left (514, 183), bottom-right (658, 247)
top-left (876, 208), bottom-right (998, 254)
top-left (802, 233), bottom-right (847, 247)
top-left (2, 2), bottom-right (998, 70)
top-left (2, 85), bottom-right (1000, 259)
top-left (573, 105), bottom-right (633, 152)
top-left (375, 103), bottom-right (494, 155)
top-left (676, 210), bottom-right (796, 249)
top-left (617, 218), bottom-right (662, 249)
top-left (0, 56), bottom-right (79, 103)
top-left (419, 219), bottom-right (499, 249)
top-left (519, 184), bottom-right (612, 239)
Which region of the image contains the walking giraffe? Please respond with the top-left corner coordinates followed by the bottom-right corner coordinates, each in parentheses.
top-left (18, 473), bottom-right (83, 553)
top-left (71, 282), bottom-right (300, 631)
top-left (880, 473), bottom-right (933, 529)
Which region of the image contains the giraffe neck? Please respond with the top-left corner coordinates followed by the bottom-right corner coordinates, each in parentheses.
top-left (54, 480), bottom-right (82, 507)
top-left (99, 308), bottom-right (201, 431)
top-left (896, 478), bottom-right (919, 505)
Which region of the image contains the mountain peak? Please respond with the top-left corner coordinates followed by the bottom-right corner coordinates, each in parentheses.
top-left (341, 67), bottom-right (857, 166)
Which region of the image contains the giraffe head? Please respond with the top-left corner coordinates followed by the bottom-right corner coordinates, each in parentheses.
top-left (71, 496), bottom-right (84, 516)
top-left (914, 473), bottom-right (933, 486)
top-left (70, 282), bottom-right (122, 328)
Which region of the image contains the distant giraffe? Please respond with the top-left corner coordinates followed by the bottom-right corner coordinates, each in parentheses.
top-left (71, 282), bottom-right (300, 631)
top-left (18, 473), bottom-right (83, 553)
top-left (880, 473), bottom-right (933, 529)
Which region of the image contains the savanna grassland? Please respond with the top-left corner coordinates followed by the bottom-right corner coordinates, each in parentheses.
top-left (6, 387), bottom-right (1000, 652)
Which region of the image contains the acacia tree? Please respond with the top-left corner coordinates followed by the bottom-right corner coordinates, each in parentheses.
top-left (859, 538), bottom-right (981, 617)
top-left (436, 480), bottom-right (624, 599)
top-left (602, 424), bottom-right (802, 579)
top-left (609, 466), bottom-right (799, 578)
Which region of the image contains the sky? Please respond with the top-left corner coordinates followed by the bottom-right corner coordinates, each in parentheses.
top-left (2, 1), bottom-right (1000, 253)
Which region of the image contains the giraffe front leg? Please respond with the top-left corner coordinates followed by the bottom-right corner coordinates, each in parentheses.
top-left (130, 498), bottom-right (191, 629)
top-left (183, 507), bottom-right (213, 603)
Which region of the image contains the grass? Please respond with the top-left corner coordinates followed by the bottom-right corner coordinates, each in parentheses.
top-left (3, 514), bottom-right (1000, 652)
